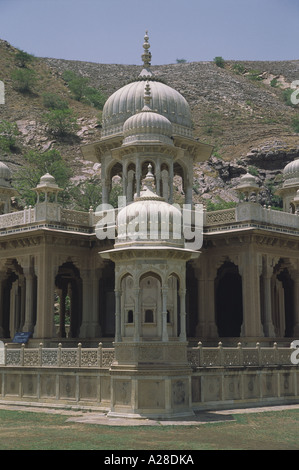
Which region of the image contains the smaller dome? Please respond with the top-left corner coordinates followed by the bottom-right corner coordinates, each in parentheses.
top-left (116, 165), bottom-right (183, 247)
top-left (40, 173), bottom-right (56, 184)
top-left (122, 82), bottom-right (174, 147)
top-left (283, 158), bottom-right (299, 187)
top-left (123, 108), bottom-right (173, 146)
top-left (240, 172), bottom-right (256, 184)
top-left (0, 162), bottom-right (12, 180)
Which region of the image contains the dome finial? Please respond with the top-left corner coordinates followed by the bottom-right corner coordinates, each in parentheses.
top-left (143, 81), bottom-right (152, 108)
top-left (142, 163), bottom-right (155, 192)
top-left (141, 30), bottom-right (152, 69)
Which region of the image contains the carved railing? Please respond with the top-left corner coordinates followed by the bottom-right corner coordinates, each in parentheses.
top-left (2, 341), bottom-right (297, 369)
top-left (3, 343), bottom-right (115, 368)
top-left (0, 207), bottom-right (36, 229)
top-left (204, 208), bottom-right (236, 226)
top-left (59, 208), bottom-right (91, 227)
top-left (187, 342), bottom-right (297, 368)
top-left (0, 205), bottom-right (93, 230)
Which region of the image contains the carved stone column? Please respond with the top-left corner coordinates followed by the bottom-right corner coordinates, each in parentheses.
top-left (34, 251), bottom-right (56, 339)
top-left (179, 288), bottom-right (187, 342)
top-left (133, 287), bottom-right (140, 342)
top-left (161, 286), bottom-right (169, 341)
top-left (23, 267), bottom-right (36, 334)
top-left (262, 261), bottom-right (275, 337)
top-left (80, 269), bottom-right (101, 338)
top-left (114, 289), bottom-right (121, 343)
top-left (239, 249), bottom-right (263, 337)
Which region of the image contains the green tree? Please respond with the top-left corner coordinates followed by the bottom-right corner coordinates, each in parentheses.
top-left (0, 120), bottom-right (19, 153)
top-left (62, 70), bottom-right (106, 109)
top-left (69, 177), bottom-right (102, 211)
top-left (68, 76), bottom-right (90, 101)
top-left (42, 92), bottom-right (69, 110)
top-left (109, 181), bottom-right (123, 208)
top-left (213, 56), bottom-right (225, 68)
top-left (11, 68), bottom-right (37, 93)
top-left (12, 149), bottom-right (72, 207)
top-left (176, 59), bottom-right (187, 64)
top-left (43, 108), bottom-right (78, 137)
top-left (83, 86), bottom-right (106, 109)
top-left (14, 49), bottom-right (35, 68)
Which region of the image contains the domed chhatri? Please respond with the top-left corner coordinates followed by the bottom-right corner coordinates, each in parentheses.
top-left (33, 173), bottom-right (62, 203)
top-left (101, 32), bottom-right (193, 138)
top-left (116, 164), bottom-right (183, 248)
top-left (235, 171), bottom-right (260, 201)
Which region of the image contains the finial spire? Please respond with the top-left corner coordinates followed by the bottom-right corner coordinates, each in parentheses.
top-left (143, 163), bottom-right (155, 191)
top-left (141, 30), bottom-right (151, 68)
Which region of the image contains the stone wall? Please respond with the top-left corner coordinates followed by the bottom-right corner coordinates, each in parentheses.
top-left (0, 365), bottom-right (298, 412)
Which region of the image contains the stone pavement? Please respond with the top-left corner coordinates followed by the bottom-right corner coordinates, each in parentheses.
top-left (0, 402), bottom-right (298, 426)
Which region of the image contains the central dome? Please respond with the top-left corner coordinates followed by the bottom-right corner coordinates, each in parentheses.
top-left (101, 33), bottom-right (193, 139)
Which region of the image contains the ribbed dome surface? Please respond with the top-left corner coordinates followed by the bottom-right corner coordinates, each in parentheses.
top-left (0, 162), bottom-right (11, 180)
top-left (283, 158), bottom-right (299, 187)
top-left (122, 106), bottom-right (173, 146)
top-left (116, 187), bottom-right (183, 247)
top-left (102, 80), bottom-right (193, 138)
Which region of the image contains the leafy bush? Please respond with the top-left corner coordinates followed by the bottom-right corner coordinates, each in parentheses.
top-left (213, 56), bottom-right (225, 68)
top-left (232, 63), bottom-right (245, 74)
top-left (248, 165), bottom-right (259, 176)
top-left (14, 49), bottom-right (35, 68)
top-left (291, 115), bottom-right (299, 133)
top-left (0, 120), bottom-right (19, 153)
top-left (69, 177), bottom-right (103, 211)
top-left (270, 78), bottom-right (279, 88)
top-left (42, 93), bottom-right (69, 110)
top-left (205, 200), bottom-right (236, 211)
top-left (176, 59), bottom-right (187, 64)
top-left (43, 109), bottom-right (78, 137)
top-left (282, 88), bottom-right (298, 107)
top-left (83, 87), bottom-right (106, 109)
top-left (62, 70), bottom-right (106, 109)
top-left (11, 68), bottom-right (37, 93)
top-left (247, 69), bottom-right (262, 81)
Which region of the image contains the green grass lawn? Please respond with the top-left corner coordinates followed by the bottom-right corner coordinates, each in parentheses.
top-left (0, 408), bottom-right (298, 450)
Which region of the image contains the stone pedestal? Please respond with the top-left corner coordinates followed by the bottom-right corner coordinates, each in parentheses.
top-left (108, 341), bottom-right (194, 419)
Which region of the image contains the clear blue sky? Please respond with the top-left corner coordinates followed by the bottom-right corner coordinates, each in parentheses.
top-left (0, 0), bottom-right (298, 64)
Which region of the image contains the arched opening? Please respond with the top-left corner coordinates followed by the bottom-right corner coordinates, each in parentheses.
top-left (173, 162), bottom-right (185, 204)
top-left (109, 163), bottom-right (123, 208)
top-left (0, 259), bottom-right (32, 340)
top-left (121, 273), bottom-right (135, 336)
top-left (55, 262), bottom-right (82, 338)
top-left (126, 162), bottom-right (136, 203)
top-left (167, 272), bottom-right (180, 337)
top-left (215, 261), bottom-right (243, 337)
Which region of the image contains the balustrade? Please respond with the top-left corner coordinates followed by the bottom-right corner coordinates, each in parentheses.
top-left (2, 341), bottom-right (297, 369)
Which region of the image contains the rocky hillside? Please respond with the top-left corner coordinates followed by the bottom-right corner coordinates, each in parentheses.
top-left (0, 38), bottom-right (299, 208)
